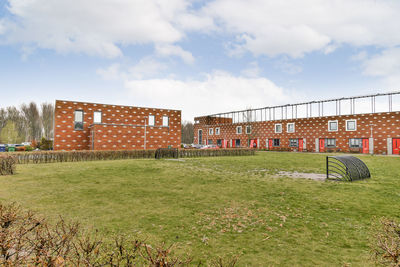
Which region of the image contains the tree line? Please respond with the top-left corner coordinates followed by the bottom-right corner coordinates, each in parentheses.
top-left (0, 102), bottom-right (54, 144)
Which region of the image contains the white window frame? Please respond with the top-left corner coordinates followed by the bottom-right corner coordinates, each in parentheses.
top-left (246, 125), bottom-right (251, 134)
top-left (328, 120), bottom-right (338, 132)
top-left (345, 119), bottom-right (357, 131)
top-left (148, 115), bottom-right (155, 126)
top-left (209, 128), bottom-right (214, 135)
top-left (274, 123), bottom-right (282, 133)
top-left (236, 126), bottom-right (242, 134)
top-left (287, 123), bottom-right (295, 133)
top-left (215, 127), bottom-right (220, 135)
top-left (93, 111), bottom-right (102, 124)
top-left (162, 116), bottom-right (169, 127)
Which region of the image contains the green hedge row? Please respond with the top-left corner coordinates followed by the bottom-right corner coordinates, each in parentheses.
top-left (8, 149), bottom-right (255, 164)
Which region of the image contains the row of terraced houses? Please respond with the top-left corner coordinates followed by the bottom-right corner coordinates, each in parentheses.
top-left (53, 92), bottom-right (400, 155)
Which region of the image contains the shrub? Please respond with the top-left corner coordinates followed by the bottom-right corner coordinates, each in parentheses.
top-left (0, 202), bottom-right (237, 266)
top-left (24, 145), bottom-right (33, 151)
top-left (39, 137), bottom-right (53, 150)
top-left (371, 217), bottom-right (400, 266)
top-left (0, 155), bottom-right (16, 175)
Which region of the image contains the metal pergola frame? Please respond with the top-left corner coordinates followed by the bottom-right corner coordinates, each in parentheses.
top-left (197, 91), bottom-right (400, 124)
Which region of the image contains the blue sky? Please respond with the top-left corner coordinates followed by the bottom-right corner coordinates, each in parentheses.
top-left (0, 0), bottom-right (399, 120)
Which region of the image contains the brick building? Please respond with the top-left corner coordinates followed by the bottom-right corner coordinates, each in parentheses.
top-left (54, 100), bottom-right (181, 151)
top-left (194, 92), bottom-right (400, 155)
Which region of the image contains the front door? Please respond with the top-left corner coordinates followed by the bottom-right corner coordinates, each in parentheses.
top-left (362, 138), bottom-right (369, 154)
top-left (198, 130), bottom-right (203, 145)
top-left (268, 139), bottom-right (273, 149)
top-left (299, 139), bottom-right (303, 152)
top-left (319, 138), bottom-right (325, 152)
top-left (393, 138), bottom-right (400, 155)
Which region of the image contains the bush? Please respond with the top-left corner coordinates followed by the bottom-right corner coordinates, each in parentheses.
top-left (0, 155), bottom-right (16, 175)
top-left (39, 137), bottom-right (53, 150)
top-left (0, 202), bottom-right (237, 266)
top-left (24, 145), bottom-right (33, 151)
top-left (371, 217), bottom-right (400, 266)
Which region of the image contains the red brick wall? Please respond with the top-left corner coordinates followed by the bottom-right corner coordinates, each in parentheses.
top-left (194, 112), bottom-right (400, 154)
top-left (54, 100), bottom-right (181, 151)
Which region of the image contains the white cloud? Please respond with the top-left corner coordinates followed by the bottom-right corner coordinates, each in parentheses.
top-left (124, 71), bottom-right (292, 121)
top-left (274, 57), bottom-right (302, 74)
top-left (97, 64), bottom-right (124, 81)
top-left (201, 0), bottom-right (400, 57)
top-left (241, 61), bottom-right (260, 78)
top-left (97, 57), bottom-right (167, 80)
top-left (1, 0), bottom-right (188, 58)
top-left (362, 47), bottom-right (400, 88)
top-left (155, 44), bottom-right (195, 64)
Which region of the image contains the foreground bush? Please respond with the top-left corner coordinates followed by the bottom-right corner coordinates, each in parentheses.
top-left (0, 156), bottom-right (15, 175)
top-left (0, 202), bottom-right (237, 266)
top-left (371, 217), bottom-right (400, 266)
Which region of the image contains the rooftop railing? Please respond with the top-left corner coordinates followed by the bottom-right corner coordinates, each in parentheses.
top-left (196, 91), bottom-right (400, 124)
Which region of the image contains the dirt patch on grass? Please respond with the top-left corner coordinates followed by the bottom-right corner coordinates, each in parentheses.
top-left (276, 171), bottom-right (326, 181)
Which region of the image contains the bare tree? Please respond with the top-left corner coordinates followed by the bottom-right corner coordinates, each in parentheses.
top-left (21, 102), bottom-right (42, 141)
top-left (41, 102), bottom-right (54, 139)
top-left (6, 106), bottom-right (26, 142)
top-left (181, 121), bottom-right (194, 144)
top-left (0, 108), bottom-right (7, 131)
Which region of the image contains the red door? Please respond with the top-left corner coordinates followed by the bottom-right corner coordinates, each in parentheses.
top-left (252, 139), bottom-right (257, 148)
top-left (231, 139), bottom-right (235, 148)
top-left (299, 139), bottom-right (303, 152)
top-left (393, 138), bottom-right (400, 155)
top-left (319, 138), bottom-right (325, 152)
top-left (268, 139), bottom-right (273, 150)
top-left (362, 138), bottom-right (369, 154)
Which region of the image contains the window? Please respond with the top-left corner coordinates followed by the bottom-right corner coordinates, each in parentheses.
top-left (74, 110), bottom-right (83, 130)
top-left (217, 139), bottom-right (222, 146)
top-left (325, 138), bottom-right (336, 148)
top-left (93, 111), bottom-right (102, 124)
top-left (236, 126), bottom-right (242, 134)
top-left (346, 120), bottom-right (357, 131)
top-left (328, 120), bottom-right (338, 131)
top-left (208, 139), bottom-right (213, 145)
top-left (273, 139), bottom-right (280, 147)
top-left (209, 128), bottom-right (214, 135)
top-left (287, 123), bottom-right (295, 133)
top-left (148, 115), bottom-right (155, 126)
top-left (215, 127), bottom-right (220, 135)
top-left (275, 124), bottom-right (282, 133)
top-left (289, 139), bottom-right (299, 147)
top-left (349, 138), bottom-right (362, 148)
top-left (246, 125), bottom-right (251, 134)
top-left (162, 116), bottom-right (169, 127)
top-left (235, 139), bottom-right (241, 147)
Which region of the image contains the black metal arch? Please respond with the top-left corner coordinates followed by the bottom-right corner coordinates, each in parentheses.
top-left (326, 156), bottom-right (371, 181)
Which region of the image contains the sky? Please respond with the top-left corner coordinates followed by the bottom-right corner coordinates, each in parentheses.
top-left (0, 0), bottom-right (399, 121)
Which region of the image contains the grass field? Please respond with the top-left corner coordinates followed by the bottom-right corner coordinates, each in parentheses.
top-left (0, 152), bottom-right (399, 266)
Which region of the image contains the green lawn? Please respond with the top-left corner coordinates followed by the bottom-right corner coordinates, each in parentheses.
top-left (0, 152), bottom-right (399, 266)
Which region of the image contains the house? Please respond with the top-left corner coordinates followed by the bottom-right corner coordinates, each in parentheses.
top-left (194, 92), bottom-right (400, 155)
top-left (54, 100), bottom-right (181, 151)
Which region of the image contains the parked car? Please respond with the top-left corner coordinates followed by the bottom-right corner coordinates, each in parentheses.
top-left (191, 144), bottom-right (203, 149)
top-left (0, 144), bottom-right (6, 152)
top-left (200, 144), bottom-right (219, 149)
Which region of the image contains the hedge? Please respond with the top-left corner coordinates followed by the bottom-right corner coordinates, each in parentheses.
top-left (0, 155), bottom-right (16, 175)
top-left (7, 149), bottom-right (255, 164)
